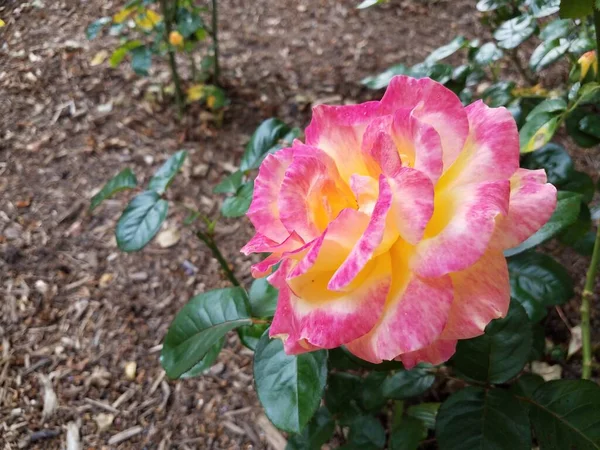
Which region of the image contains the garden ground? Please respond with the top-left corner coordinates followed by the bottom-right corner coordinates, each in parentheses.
top-left (0, 0), bottom-right (598, 448)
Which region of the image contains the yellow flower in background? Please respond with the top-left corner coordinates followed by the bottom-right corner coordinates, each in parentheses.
top-left (135, 9), bottom-right (161, 30)
top-left (578, 51), bottom-right (598, 82)
top-left (113, 7), bottom-right (135, 24)
top-left (169, 31), bottom-right (184, 47)
top-left (187, 84), bottom-right (205, 102)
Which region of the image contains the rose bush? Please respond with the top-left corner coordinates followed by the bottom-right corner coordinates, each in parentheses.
top-left (243, 75), bottom-right (557, 367)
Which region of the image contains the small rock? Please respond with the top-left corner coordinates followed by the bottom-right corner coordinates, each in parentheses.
top-left (98, 273), bottom-right (114, 289)
top-left (124, 361), bottom-right (137, 380)
top-left (35, 280), bottom-right (49, 295)
top-left (94, 413), bottom-right (114, 433)
top-left (156, 228), bottom-right (180, 248)
top-left (209, 362), bottom-right (225, 376)
top-left (192, 163), bottom-right (209, 177)
top-left (129, 272), bottom-right (148, 282)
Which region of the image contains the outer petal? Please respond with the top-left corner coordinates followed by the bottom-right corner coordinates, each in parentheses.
top-left (329, 175), bottom-right (393, 291)
top-left (305, 102), bottom-right (380, 180)
top-left (391, 108), bottom-right (444, 183)
top-left (389, 167), bottom-right (435, 245)
top-left (270, 254), bottom-right (392, 351)
top-left (493, 168), bottom-right (557, 250)
top-left (378, 76), bottom-right (469, 169)
top-left (412, 180), bottom-right (510, 278)
top-left (397, 339), bottom-right (457, 369)
top-left (438, 100), bottom-right (519, 188)
top-left (346, 271), bottom-right (454, 363)
top-left (247, 232), bottom-right (306, 278)
top-left (441, 250), bottom-right (510, 340)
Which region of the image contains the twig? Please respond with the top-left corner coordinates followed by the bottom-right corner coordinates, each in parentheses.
top-left (581, 221), bottom-right (600, 380)
top-left (160, 0), bottom-right (185, 116)
top-left (195, 230), bottom-right (240, 286)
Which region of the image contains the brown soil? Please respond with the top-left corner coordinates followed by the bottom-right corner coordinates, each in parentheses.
top-left (0, 0), bottom-right (597, 449)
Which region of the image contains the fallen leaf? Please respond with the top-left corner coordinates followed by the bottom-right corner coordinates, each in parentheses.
top-left (94, 413), bottom-right (115, 432)
top-left (90, 50), bottom-right (109, 66)
top-left (531, 361), bottom-right (562, 381)
top-left (156, 228), bottom-right (180, 248)
top-left (567, 325), bottom-right (582, 358)
top-left (124, 361), bottom-right (137, 380)
top-left (99, 273), bottom-right (114, 289)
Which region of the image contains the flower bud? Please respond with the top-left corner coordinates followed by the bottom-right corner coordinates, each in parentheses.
top-left (169, 31), bottom-right (184, 47)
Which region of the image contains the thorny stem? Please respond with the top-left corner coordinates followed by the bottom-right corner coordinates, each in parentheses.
top-left (195, 230), bottom-right (240, 287)
top-left (211, 0), bottom-right (220, 84)
top-left (507, 49), bottom-right (538, 85)
top-left (160, 0), bottom-right (185, 116)
top-left (581, 221), bottom-right (600, 379)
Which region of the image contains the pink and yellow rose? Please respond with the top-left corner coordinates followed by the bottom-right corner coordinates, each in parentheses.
top-left (242, 76), bottom-right (556, 368)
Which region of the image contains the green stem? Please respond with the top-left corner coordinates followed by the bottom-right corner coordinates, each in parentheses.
top-left (211, 0), bottom-right (220, 85)
top-left (195, 230), bottom-right (240, 287)
top-left (160, 0), bottom-right (185, 116)
top-left (188, 52), bottom-right (197, 82)
top-left (595, 6), bottom-right (600, 83)
top-left (508, 49), bottom-right (538, 85)
top-left (581, 221), bottom-right (600, 379)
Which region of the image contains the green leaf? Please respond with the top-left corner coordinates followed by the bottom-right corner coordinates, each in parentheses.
top-left (529, 39), bottom-right (570, 72)
top-left (436, 387), bottom-right (531, 450)
top-left (176, 7), bottom-right (204, 37)
top-left (494, 15), bottom-right (537, 49)
top-left (341, 416), bottom-right (386, 450)
top-left (539, 19), bottom-right (571, 40)
top-left (177, 336), bottom-right (224, 379)
top-left (238, 323), bottom-right (269, 351)
top-left (325, 372), bottom-right (364, 421)
top-left (510, 373), bottom-right (545, 400)
top-left (528, 380), bottom-right (600, 449)
top-left (579, 114), bottom-right (600, 139)
top-left (286, 407), bottom-right (335, 450)
top-left (406, 403), bottom-right (440, 430)
top-left (248, 278), bottom-right (278, 318)
top-left (528, 0), bottom-right (560, 17)
top-left (90, 168), bottom-right (137, 211)
top-left (566, 108), bottom-right (600, 148)
top-left (519, 113), bottom-right (560, 153)
top-left (214, 171), bottom-right (243, 194)
top-left (86, 17), bottom-right (111, 40)
top-left (390, 417), bottom-right (426, 450)
top-left (356, 0), bottom-right (386, 8)
top-left (116, 191), bottom-right (168, 252)
top-left (569, 36), bottom-right (595, 55)
top-left (240, 118), bottom-right (293, 171)
top-left (558, 171), bottom-right (595, 203)
top-left (109, 40), bottom-right (142, 67)
top-left (477, 0), bottom-right (509, 11)
top-left (221, 181), bottom-right (253, 218)
top-left (254, 332), bottom-right (327, 433)
top-left (161, 287), bottom-right (251, 379)
top-left (508, 251), bottom-right (573, 322)
top-left (504, 191), bottom-right (583, 256)
top-left (530, 323), bottom-right (546, 361)
top-left (130, 45), bottom-right (152, 76)
top-left (482, 81), bottom-right (515, 107)
top-left (559, 0), bottom-right (594, 18)
top-left (409, 63), bottom-right (453, 84)
top-left (148, 150), bottom-right (187, 194)
top-left (425, 36), bottom-right (468, 64)
top-left (362, 64), bottom-right (410, 90)
top-left (453, 300), bottom-right (532, 384)
top-left (359, 372), bottom-right (388, 412)
top-left (473, 42), bottom-right (503, 65)
top-left (382, 365), bottom-right (435, 400)
top-left (521, 143), bottom-right (573, 184)
top-left (560, 205), bottom-right (596, 255)
top-left (526, 98), bottom-right (567, 117)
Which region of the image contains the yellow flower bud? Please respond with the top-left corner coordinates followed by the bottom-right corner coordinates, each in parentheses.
top-left (169, 31), bottom-right (184, 47)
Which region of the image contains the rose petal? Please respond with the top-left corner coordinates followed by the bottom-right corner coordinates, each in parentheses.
top-left (378, 76), bottom-right (469, 169)
top-left (412, 180), bottom-right (510, 278)
top-left (397, 339), bottom-right (457, 369)
top-left (361, 116), bottom-right (403, 176)
top-left (493, 168), bottom-right (557, 250)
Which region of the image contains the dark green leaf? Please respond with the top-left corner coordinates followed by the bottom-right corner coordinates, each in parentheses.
top-left (453, 300), bottom-right (532, 383)
top-left (494, 15), bottom-right (537, 49)
top-left (248, 278), bottom-right (278, 318)
top-left (473, 42), bottom-right (503, 65)
top-left (382, 365), bottom-right (435, 400)
top-left (341, 416), bottom-right (386, 450)
top-left (477, 0), bottom-right (508, 11)
top-left (161, 287), bottom-right (251, 379)
top-left (90, 168), bottom-right (137, 211)
top-left (240, 119), bottom-right (293, 171)
top-left (579, 114), bottom-right (600, 139)
top-left (539, 19), bottom-right (571, 40)
top-left (148, 150), bottom-right (187, 194)
top-left (407, 403), bottom-right (440, 430)
top-left (390, 417), bottom-right (426, 450)
top-left (566, 108), bottom-right (600, 148)
top-left (116, 191), bottom-right (168, 252)
top-left (327, 347), bottom-right (363, 371)
top-left (325, 372), bottom-right (364, 421)
top-left (409, 63), bottom-right (453, 84)
top-left (510, 373), bottom-right (545, 398)
top-left (508, 251), bottom-right (573, 322)
top-left (529, 324), bottom-right (546, 360)
top-left (528, 0), bottom-right (560, 17)
top-left (530, 39), bottom-right (570, 72)
top-left (528, 380), bottom-right (600, 449)
top-left (526, 98), bottom-right (567, 117)
top-left (504, 191), bottom-right (583, 256)
top-left (177, 337), bottom-right (224, 379)
top-left (213, 171), bottom-right (243, 194)
top-left (359, 372), bottom-right (388, 412)
top-left (559, 0), bottom-right (594, 18)
top-left (558, 171), bottom-right (595, 203)
top-left (130, 45), bottom-right (152, 76)
top-left (254, 332), bottom-right (327, 433)
top-left (425, 36), bottom-right (468, 64)
top-left (482, 81), bottom-right (515, 107)
top-left (286, 407), bottom-right (335, 450)
top-left (221, 181), bottom-right (253, 218)
top-left (519, 113), bottom-right (560, 153)
top-left (362, 64), bottom-right (410, 90)
top-left (238, 323), bottom-right (269, 351)
top-left (176, 7), bottom-right (204, 37)
top-left (109, 40), bottom-right (143, 67)
top-left (86, 17), bottom-right (111, 39)
top-left (521, 142), bottom-right (573, 184)
top-left (436, 387), bottom-right (531, 450)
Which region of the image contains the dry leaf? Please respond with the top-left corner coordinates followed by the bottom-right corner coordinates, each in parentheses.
top-left (531, 361), bottom-right (562, 381)
top-left (124, 361), bottom-right (137, 380)
top-left (90, 50), bottom-right (109, 66)
top-left (568, 325), bottom-right (582, 358)
top-left (94, 413), bottom-right (115, 432)
top-left (99, 273), bottom-right (114, 289)
top-left (156, 228), bottom-right (180, 248)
